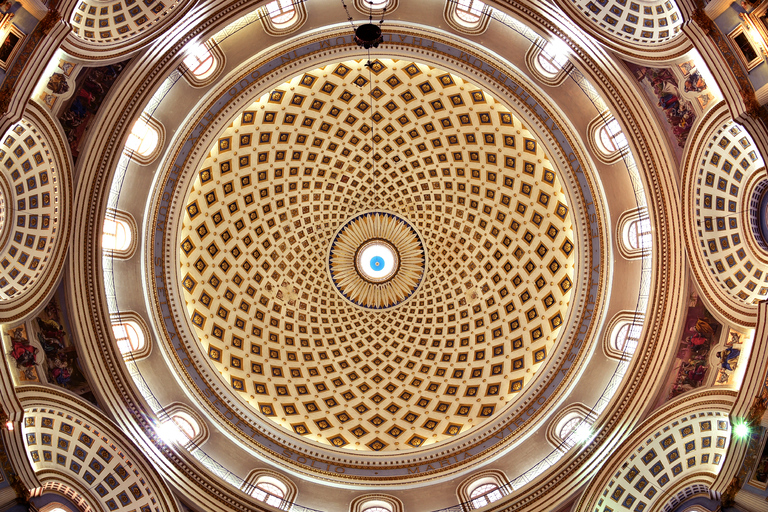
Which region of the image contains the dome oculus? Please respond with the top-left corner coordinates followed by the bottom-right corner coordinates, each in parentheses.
top-left (329, 212), bottom-right (425, 308)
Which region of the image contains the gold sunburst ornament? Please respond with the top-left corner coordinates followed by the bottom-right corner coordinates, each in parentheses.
top-left (328, 212), bottom-right (426, 309)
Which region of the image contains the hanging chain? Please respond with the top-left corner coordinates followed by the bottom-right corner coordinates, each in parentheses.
top-left (339, 0), bottom-right (356, 29)
top-left (367, 48), bottom-right (377, 183)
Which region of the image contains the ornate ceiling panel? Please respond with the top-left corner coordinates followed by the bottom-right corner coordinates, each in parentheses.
top-left (24, 407), bottom-right (164, 512)
top-left (687, 118), bottom-right (768, 322)
top-left (177, 58), bottom-right (575, 452)
top-left (0, 119), bottom-right (64, 302)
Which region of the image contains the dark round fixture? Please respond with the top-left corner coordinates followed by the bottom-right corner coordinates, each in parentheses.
top-left (354, 23), bottom-right (383, 49)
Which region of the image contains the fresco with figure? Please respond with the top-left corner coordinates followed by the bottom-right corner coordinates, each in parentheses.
top-left (57, 60), bottom-right (129, 161)
top-left (656, 289), bottom-right (723, 403)
top-left (4, 285), bottom-right (97, 406)
top-left (713, 328), bottom-right (746, 386)
top-left (624, 59), bottom-right (715, 162)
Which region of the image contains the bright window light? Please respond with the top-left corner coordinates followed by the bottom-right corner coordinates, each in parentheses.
top-left (572, 422), bottom-right (593, 444)
top-left (456, 0), bottom-right (485, 24)
top-left (252, 481), bottom-right (285, 508)
top-left (157, 419), bottom-right (190, 445)
top-left (112, 321), bottom-right (144, 354)
top-left (734, 422), bottom-right (750, 438)
top-left (538, 41), bottom-right (569, 74)
top-left (470, 483), bottom-right (503, 508)
top-left (599, 118), bottom-right (628, 153)
top-left (266, 0), bottom-right (297, 26)
top-left (125, 118), bottom-right (159, 157)
top-left (102, 216), bottom-right (132, 252)
top-left (183, 43), bottom-right (215, 79)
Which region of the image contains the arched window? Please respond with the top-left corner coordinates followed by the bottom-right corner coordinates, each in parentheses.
top-left (546, 403), bottom-right (595, 451)
top-left (260, 0), bottom-right (307, 35)
top-left (526, 39), bottom-right (572, 87)
top-left (617, 208), bottom-right (652, 260)
top-left (183, 44), bottom-right (215, 80)
top-left (456, 0), bottom-right (485, 24)
top-left (558, 416), bottom-right (582, 447)
top-left (457, 472), bottom-right (508, 509)
top-left (110, 313), bottom-right (151, 360)
top-left (537, 41), bottom-right (570, 74)
top-left (252, 478), bottom-right (286, 509)
top-left (444, 0), bottom-right (490, 34)
top-left (103, 216), bottom-right (131, 253)
top-left (557, 414), bottom-right (593, 448)
top-left (266, 0), bottom-right (297, 26)
top-left (470, 483), bottom-right (503, 508)
top-left (614, 322), bottom-right (641, 355)
top-left (112, 321), bottom-right (144, 354)
top-left (626, 214), bottom-right (652, 251)
top-left (124, 115), bottom-right (163, 164)
top-left (158, 412), bottom-right (201, 447)
top-left (243, 471), bottom-right (297, 510)
top-left (180, 40), bottom-right (225, 87)
top-left (602, 312), bottom-right (646, 360)
top-left (350, 494), bottom-right (403, 512)
top-left (156, 403), bottom-right (208, 449)
top-left (353, 0), bottom-right (398, 15)
top-left (125, 118), bottom-right (158, 158)
top-left (599, 118), bottom-right (629, 153)
top-left (588, 113), bottom-right (629, 164)
top-left (102, 209), bottom-right (137, 259)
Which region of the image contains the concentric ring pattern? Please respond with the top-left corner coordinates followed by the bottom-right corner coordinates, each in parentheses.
top-left (329, 211), bottom-right (426, 309)
top-left (178, 59), bottom-right (575, 452)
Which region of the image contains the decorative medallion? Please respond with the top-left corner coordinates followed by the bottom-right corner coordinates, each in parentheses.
top-left (328, 212), bottom-right (425, 309)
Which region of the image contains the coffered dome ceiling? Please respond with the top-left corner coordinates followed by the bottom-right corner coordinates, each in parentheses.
top-left (178, 58), bottom-right (575, 452)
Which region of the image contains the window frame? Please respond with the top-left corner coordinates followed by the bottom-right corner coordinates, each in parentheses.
top-left (525, 39), bottom-right (573, 87)
top-left (456, 471), bottom-right (509, 509)
top-left (588, 113), bottom-right (629, 165)
top-left (123, 114), bottom-right (164, 165)
top-left (242, 470), bottom-right (297, 510)
top-left (260, 0), bottom-right (307, 36)
top-left (617, 208), bottom-right (653, 260)
top-left (602, 311), bottom-right (646, 361)
top-left (180, 39), bottom-right (225, 87)
top-left (102, 208), bottom-right (137, 259)
top-left (443, 0), bottom-right (491, 35)
top-left (110, 312), bottom-right (151, 360)
top-left (353, 0), bottom-right (398, 15)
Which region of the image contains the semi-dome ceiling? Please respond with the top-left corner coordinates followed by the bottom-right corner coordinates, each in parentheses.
top-left (177, 58), bottom-right (575, 452)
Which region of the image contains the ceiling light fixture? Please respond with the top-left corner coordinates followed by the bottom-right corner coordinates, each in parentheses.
top-left (340, 0), bottom-right (386, 49)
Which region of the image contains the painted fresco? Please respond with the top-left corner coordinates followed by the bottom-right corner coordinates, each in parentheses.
top-left (663, 290), bottom-right (723, 401)
top-left (624, 59), bottom-right (715, 162)
top-left (5, 287), bottom-right (97, 405)
top-left (38, 57), bottom-right (78, 110)
top-left (57, 60), bottom-right (129, 161)
top-left (714, 328), bottom-right (746, 386)
top-left (750, 432), bottom-right (768, 488)
top-left (625, 62), bottom-right (696, 154)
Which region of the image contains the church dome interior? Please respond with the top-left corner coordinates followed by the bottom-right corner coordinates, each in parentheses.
top-left (0, 0), bottom-right (765, 511)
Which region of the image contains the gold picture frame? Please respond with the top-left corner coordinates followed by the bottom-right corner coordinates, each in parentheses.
top-left (0, 23), bottom-right (25, 71)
